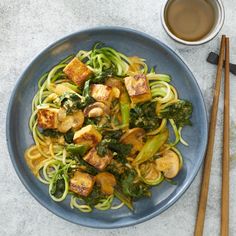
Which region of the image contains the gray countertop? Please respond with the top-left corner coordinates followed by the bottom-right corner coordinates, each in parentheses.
top-left (0, 0), bottom-right (236, 235)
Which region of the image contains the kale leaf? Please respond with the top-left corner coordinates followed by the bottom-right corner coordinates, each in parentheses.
top-left (130, 102), bottom-right (160, 131)
top-left (80, 185), bottom-right (106, 207)
top-left (79, 79), bottom-right (95, 108)
top-left (42, 129), bottom-right (62, 137)
top-left (59, 80), bottom-right (95, 113)
top-left (64, 129), bottom-right (74, 144)
top-left (66, 144), bottom-right (89, 156)
top-left (90, 68), bottom-right (115, 84)
top-left (96, 137), bottom-right (132, 164)
top-left (121, 170), bottom-right (150, 199)
top-left (158, 100), bottom-right (193, 128)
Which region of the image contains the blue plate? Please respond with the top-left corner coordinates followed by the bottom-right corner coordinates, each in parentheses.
top-left (6, 27), bottom-right (208, 228)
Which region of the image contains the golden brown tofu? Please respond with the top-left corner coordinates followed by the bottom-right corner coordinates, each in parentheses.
top-left (63, 57), bottom-right (92, 87)
top-left (124, 74), bottom-right (152, 104)
top-left (37, 108), bottom-right (59, 129)
top-left (73, 125), bottom-right (102, 147)
top-left (69, 171), bottom-right (95, 197)
top-left (90, 84), bottom-right (112, 103)
top-left (83, 148), bottom-right (113, 171)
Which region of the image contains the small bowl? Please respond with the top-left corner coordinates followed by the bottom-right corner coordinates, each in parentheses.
top-left (161, 0), bottom-right (225, 45)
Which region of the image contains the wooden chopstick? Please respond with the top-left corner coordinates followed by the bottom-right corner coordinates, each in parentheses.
top-left (194, 35), bottom-right (226, 236)
top-left (221, 37), bottom-right (230, 236)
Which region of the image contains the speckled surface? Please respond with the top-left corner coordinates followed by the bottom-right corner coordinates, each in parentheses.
top-left (0, 0), bottom-right (236, 235)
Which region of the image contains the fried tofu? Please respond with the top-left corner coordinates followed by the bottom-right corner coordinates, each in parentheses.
top-left (69, 171), bottom-right (95, 197)
top-left (73, 125), bottom-right (102, 147)
top-left (63, 57), bottom-right (92, 87)
top-left (124, 74), bottom-right (152, 104)
top-left (83, 148), bottom-right (113, 171)
top-left (37, 108), bottom-right (59, 129)
top-left (90, 84), bottom-right (112, 103)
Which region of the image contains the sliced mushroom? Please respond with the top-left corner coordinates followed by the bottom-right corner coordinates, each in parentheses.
top-left (57, 115), bottom-right (74, 133)
top-left (72, 110), bottom-right (84, 130)
top-left (155, 150), bottom-right (180, 179)
top-left (57, 110), bottom-right (84, 133)
top-left (58, 107), bottom-right (67, 122)
top-left (120, 128), bottom-right (146, 155)
top-left (84, 102), bottom-right (110, 118)
top-left (95, 172), bottom-right (116, 195)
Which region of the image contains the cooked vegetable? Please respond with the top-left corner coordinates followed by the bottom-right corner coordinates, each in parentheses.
top-left (120, 128), bottom-right (145, 155)
top-left (119, 90), bottom-right (131, 128)
top-left (66, 144), bottom-right (89, 156)
top-left (155, 150), bottom-right (180, 178)
top-left (121, 170), bottom-right (150, 199)
top-left (96, 137), bottom-right (132, 164)
top-left (83, 102), bottom-right (110, 118)
top-left (133, 130), bottom-right (169, 165)
top-left (95, 172), bottom-right (117, 195)
top-left (26, 43), bottom-right (192, 213)
top-left (139, 162), bottom-right (164, 185)
top-left (130, 102), bottom-right (160, 131)
top-left (158, 100), bottom-right (193, 128)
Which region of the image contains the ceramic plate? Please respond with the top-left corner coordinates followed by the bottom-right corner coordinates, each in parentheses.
top-left (6, 27), bottom-right (208, 228)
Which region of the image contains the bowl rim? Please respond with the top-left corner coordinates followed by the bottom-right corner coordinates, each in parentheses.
top-left (161, 0), bottom-right (225, 45)
top-left (6, 26), bottom-right (208, 228)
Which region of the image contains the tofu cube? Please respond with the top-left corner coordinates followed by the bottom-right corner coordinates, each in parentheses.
top-left (73, 125), bottom-right (102, 147)
top-left (63, 57), bottom-right (92, 87)
top-left (83, 148), bottom-right (113, 171)
top-left (124, 74), bottom-right (152, 104)
top-left (37, 108), bottom-right (58, 129)
top-left (69, 171), bottom-right (95, 197)
top-left (90, 84), bottom-right (112, 103)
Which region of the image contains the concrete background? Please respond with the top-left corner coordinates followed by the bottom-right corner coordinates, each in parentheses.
top-left (0, 0), bottom-right (236, 235)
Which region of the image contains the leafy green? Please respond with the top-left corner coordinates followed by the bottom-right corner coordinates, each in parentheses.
top-left (90, 68), bottom-right (115, 84)
top-left (101, 130), bottom-right (123, 140)
top-left (66, 144), bottom-right (89, 157)
top-left (69, 155), bottom-right (98, 176)
top-left (96, 138), bottom-right (132, 164)
top-left (64, 129), bottom-right (74, 144)
top-left (80, 80), bottom-right (95, 107)
top-left (130, 102), bottom-right (160, 131)
top-left (121, 170), bottom-right (150, 199)
top-left (60, 93), bottom-right (80, 114)
top-left (59, 80), bottom-right (95, 112)
top-left (80, 185), bottom-right (106, 207)
top-left (84, 117), bottom-right (101, 126)
top-left (158, 100), bottom-right (193, 128)
top-left (42, 129), bottom-right (62, 137)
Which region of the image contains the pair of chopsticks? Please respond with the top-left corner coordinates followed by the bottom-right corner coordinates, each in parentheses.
top-left (194, 35), bottom-right (230, 236)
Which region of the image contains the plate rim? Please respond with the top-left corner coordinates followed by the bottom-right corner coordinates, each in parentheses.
top-left (6, 26), bottom-right (208, 229)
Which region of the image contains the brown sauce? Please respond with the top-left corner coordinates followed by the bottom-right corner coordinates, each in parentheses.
top-left (165, 0), bottom-right (216, 41)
